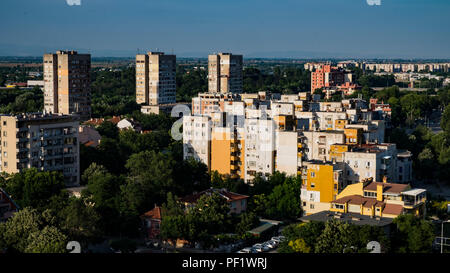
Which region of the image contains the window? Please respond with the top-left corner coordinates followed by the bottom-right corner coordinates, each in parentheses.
top-left (310, 171), bottom-right (315, 178)
top-left (310, 204), bottom-right (315, 209)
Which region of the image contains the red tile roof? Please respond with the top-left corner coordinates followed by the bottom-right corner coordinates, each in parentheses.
top-left (332, 195), bottom-right (384, 208)
top-left (364, 182), bottom-right (409, 194)
top-left (141, 206), bottom-right (162, 220)
top-left (383, 203), bottom-right (403, 215)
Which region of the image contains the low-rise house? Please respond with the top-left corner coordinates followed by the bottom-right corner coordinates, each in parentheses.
top-left (117, 118), bottom-right (142, 133)
top-left (330, 178), bottom-right (426, 218)
top-left (0, 188), bottom-right (19, 222)
top-left (140, 206), bottom-right (162, 241)
top-left (78, 125), bottom-right (101, 147)
top-left (180, 188), bottom-right (249, 214)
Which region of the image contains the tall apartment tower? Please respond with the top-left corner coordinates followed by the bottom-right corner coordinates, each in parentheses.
top-left (208, 53), bottom-right (243, 94)
top-left (0, 113), bottom-right (80, 186)
top-left (43, 50), bottom-right (91, 121)
top-left (136, 52), bottom-right (176, 106)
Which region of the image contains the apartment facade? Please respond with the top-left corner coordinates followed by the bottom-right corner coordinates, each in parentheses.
top-left (300, 161), bottom-right (346, 215)
top-left (208, 53), bottom-right (243, 94)
top-left (0, 113), bottom-right (80, 186)
top-left (43, 50), bottom-right (91, 120)
top-left (136, 52), bottom-right (176, 106)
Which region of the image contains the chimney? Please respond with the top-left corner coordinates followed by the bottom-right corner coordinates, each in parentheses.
top-left (376, 183), bottom-right (384, 202)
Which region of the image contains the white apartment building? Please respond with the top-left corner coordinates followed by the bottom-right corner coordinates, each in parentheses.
top-left (182, 115), bottom-right (212, 169)
top-left (244, 118), bottom-right (276, 183)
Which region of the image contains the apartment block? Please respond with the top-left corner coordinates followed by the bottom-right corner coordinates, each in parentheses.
top-left (136, 52), bottom-right (176, 106)
top-left (182, 115), bottom-right (212, 169)
top-left (208, 53), bottom-right (243, 94)
top-left (343, 143), bottom-right (399, 184)
top-left (0, 113), bottom-right (80, 186)
top-left (300, 161), bottom-right (346, 215)
top-left (301, 130), bottom-right (346, 162)
top-left (211, 126), bottom-right (245, 180)
top-left (311, 65), bottom-right (352, 92)
top-left (275, 131), bottom-right (299, 177)
top-left (244, 118), bottom-right (275, 184)
top-left (43, 50), bottom-right (91, 120)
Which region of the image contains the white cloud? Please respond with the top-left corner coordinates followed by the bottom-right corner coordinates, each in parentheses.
top-left (66, 0), bottom-right (81, 6)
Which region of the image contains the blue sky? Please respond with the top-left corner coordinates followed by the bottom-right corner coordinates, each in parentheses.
top-left (0, 0), bottom-right (449, 58)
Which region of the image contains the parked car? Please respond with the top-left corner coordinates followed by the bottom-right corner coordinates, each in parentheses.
top-left (271, 236), bottom-right (286, 243)
top-left (237, 247), bottom-right (253, 253)
top-left (253, 243), bottom-right (270, 252)
top-left (264, 240), bottom-right (278, 249)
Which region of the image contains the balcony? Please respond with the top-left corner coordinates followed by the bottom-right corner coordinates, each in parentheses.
top-left (402, 189), bottom-right (427, 208)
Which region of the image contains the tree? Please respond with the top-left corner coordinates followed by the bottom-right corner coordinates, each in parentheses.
top-left (315, 220), bottom-right (355, 253)
top-left (59, 197), bottom-right (101, 246)
top-left (265, 176), bottom-right (302, 221)
top-left (442, 104), bottom-right (450, 140)
top-left (97, 121), bottom-right (119, 139)
top-left (3, 169), bottom-right (65, 209)
top-left (235, 212), bottom-right (259, 235)
top-left (24, 226), bottom-right (68, 253)
top-left (279, 222), bottom-right (325, 253)
top-left (288, 238), bottom-right (311, 253)
top-left (392, 214), bottom-right (434, 253)
top-left (0, 207), bottom-right (42, 252)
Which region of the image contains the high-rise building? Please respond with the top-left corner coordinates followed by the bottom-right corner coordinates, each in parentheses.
top-left (136, 52), bottom-right (176, 106)
top-left (0, 113), bottom-right (80, 186)
top-left (208, 53), bottom-right (243, 94)
top-left (43, 50), bottom-right (91, 121)
top-left (311, 64), bottom-right (351, 92)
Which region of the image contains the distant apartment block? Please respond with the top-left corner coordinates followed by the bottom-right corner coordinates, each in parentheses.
top-left (136, 52), bottom-right (176, 108)
top-left (0, 113), bottom-right (80, 186)
top-left (43, 50), bottom-right (91, 121)
top-left (311, 64), bottom-right (353, 92)
top-left (208, 53), bottom-right (243, 94)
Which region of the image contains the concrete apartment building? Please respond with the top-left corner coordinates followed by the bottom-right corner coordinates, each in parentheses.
top-left (211, 126), bottom-right (245, 180)
top-left (310, 64), bottom-right (352, 92)
top-left (136, 52), bottom-right (176, 110)
top-left (244, 118), bottom-right (276, 184)
top-left (208, 53), bottom-right (243, 94)
top-left (182, 115), bottom-right (212, 169)
top-left (43, 50), bottom-right (91, 121)
top-left (300, 160), bottom-right (346, 215)
top-left (0, 113), bottom-right (80, 186)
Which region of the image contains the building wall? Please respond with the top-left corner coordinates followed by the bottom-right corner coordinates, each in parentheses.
top-left (0, 115), bottom-right (80, 186)
top-left (275, 131), bottom-right (298, 176)
top-left (43, 51), bottom-right (91, 120)
top-left (208, 53), bottom-right (243, 94)
top-left (136, 52), bottom-right (176, 106)
top-left (183, 116), bottom-right (211, 169)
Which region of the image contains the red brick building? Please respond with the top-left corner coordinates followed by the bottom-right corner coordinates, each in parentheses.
top-left (311, 65), bottom-right (348, 92)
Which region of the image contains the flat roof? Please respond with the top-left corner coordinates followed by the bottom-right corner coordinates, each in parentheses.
top-left (300, 211), bottom-right (393, 227)
top-left (402, 189), bottom-right (427, 196)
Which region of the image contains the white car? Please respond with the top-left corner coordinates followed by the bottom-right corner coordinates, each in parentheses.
top-left (253, 243), bottom-right (270, 252)
top-left (237, 247), bottom-right (253, 253)
top-left (264, 240), bottom-right (278, 249)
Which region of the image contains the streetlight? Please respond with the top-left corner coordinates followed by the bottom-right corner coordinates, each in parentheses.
top-left (441, 220), bottom-right (450, 254)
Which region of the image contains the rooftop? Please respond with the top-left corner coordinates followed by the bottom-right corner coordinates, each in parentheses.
top-left (300, 211), bottom-right (393, 227)
top-left (364, 182), bottom-right (410, 194)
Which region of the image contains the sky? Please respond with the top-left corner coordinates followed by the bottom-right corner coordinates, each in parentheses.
top-left (0, 0), bottom-right (449, 58)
